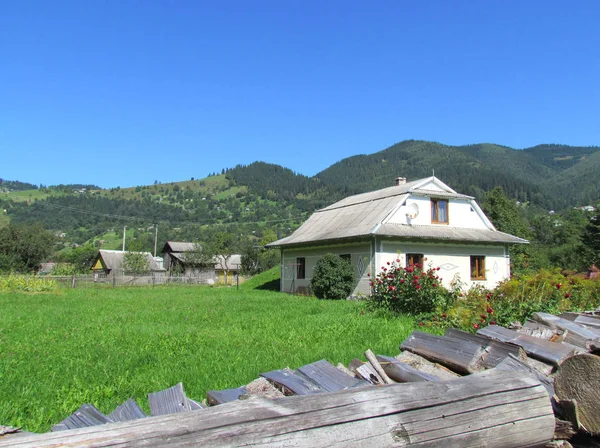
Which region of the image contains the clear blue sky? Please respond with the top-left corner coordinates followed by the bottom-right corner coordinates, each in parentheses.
top-left (2, 1), bottom-right (599, 188)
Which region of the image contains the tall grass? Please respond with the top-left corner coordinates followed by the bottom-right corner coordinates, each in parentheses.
top-left (0, 285), bottom-right (414, 432)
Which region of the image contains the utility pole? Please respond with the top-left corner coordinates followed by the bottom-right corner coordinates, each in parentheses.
top-left (153, 224), bottom-right (158, 257)
top-left (122, 226), bottom-right (127, 251)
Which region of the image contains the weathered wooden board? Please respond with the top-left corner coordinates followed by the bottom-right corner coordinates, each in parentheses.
top-left (0, 370), bottom-right (555, 448)
top-left (495, 353), bottom-right (554, 396)
top-left (148, 383), bottom-right (192, 416)
top-left (477, 325), bottom-right (576, 366)
top-left (532, 312), bottom-right (600, 351)
top-left (51, 404), bottom-right (112, 432)
top-left (186, 398), bottom-right (206, 410)
top-left (108, 399), bottom-right (147, 422)
top-left (206, 387), bottom-right (248, 406)
top-left (400, 331), bottom-right (486, 374)
top-left (445, 328), bottom-right (527, 368)
top-left (297, 359), bottom-right (369, 392)
top-left (260, 368), bottom-right (325, 395)
top-left (395, 351), bottom-right (459, 380)
top-left (520, 320), bottom-right (561, 341)
top-left (377, 355), bottom-right (440, 382)
top-left (355, 363), bottom-right (381, 384)
top-left (558, 312), bottom-right (600, 328)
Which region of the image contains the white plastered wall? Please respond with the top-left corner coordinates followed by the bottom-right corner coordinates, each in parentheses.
top-left (377, 240), bottom-right (509, 290)
top-left (388, 196), bottom-right (489, 229)
top-left (281, 242), bottom-right (372, 296)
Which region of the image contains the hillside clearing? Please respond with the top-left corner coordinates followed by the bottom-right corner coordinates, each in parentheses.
top-left (0, 286), bottom-right (414, 433)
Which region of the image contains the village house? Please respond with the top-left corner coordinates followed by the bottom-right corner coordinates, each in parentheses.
top-left (267, 176), bottom-right (528, 296)
top-left (91, 249), bottom-right (166, 276)
top-left (162, 241), bottom-right (241, 284)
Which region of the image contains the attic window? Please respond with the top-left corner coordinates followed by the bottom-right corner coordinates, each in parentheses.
top-left (431, 199), bottom-right (449, 224)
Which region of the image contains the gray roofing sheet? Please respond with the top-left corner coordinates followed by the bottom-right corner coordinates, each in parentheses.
top-left (165, 242), bottom-right (197, 252)
top-left (98, 250), bottom-right (166, 271)
top-left (320, 181), bottom-right (420, 211)
top-left (410, 189), bottom-right (474, 200)
top-left (375, 224), bottom-right (528, 244)
top-left (270, 195), bottom-right (401, 246)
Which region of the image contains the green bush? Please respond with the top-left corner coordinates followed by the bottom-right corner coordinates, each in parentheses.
top-left (0, 275), bottom-right (57, 292)
top-left (311, 253), bottom-right (355, 300)
top-left (368, 261), bottom-right (455, 314)
top-left (419, 269), bottom-right (600, 332)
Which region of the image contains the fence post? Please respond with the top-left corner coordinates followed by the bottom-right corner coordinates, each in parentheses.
top-left (71, 275), bottom-right (75, 289)
top-left (112, 273), bottom-right (116, 287)
top-left (152, 273), bottom-right (155, 287)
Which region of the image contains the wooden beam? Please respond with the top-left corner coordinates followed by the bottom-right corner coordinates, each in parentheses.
top-left (444, 328), bottom-right (528, 368)
top-left (477, 325), bottom-right (576, 366)
top-left (0, 370), bottom-right (555, 447)
top-left (400, 331), bottom-right (486, 374)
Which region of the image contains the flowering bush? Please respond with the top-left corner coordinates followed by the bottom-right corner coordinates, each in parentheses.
top-left (368, 261), bottom-right (455, 314)
top-left (418, 269), bottom-right (600, 332)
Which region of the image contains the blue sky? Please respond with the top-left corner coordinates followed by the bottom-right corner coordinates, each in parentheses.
top-left (1, 1), bottom-right (599, 188)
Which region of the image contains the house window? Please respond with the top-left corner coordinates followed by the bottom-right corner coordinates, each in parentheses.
top-left (340, 254), bottom-right (351, 264)
top-left (296, 257), bottom-right (306, 280)
top-left (406, 253), bottom-right (424, 267)
top-left (471, 256), bottom-right (486, 280)
top-left (431, 199), bottom-right (449, 224)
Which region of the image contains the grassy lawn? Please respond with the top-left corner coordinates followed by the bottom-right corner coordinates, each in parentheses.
top-left (0, 282), bottom-right (414, 432)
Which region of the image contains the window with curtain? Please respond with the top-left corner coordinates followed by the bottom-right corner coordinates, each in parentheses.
top-left (431, 199), bottom-right (449, 224)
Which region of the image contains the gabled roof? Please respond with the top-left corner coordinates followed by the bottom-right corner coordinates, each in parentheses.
top-left (162, 241), bottom-right (198, 253)
top-left (93, 250), bottom-right (166, 272)
top-left (267, 176), bottom-right (528, 248)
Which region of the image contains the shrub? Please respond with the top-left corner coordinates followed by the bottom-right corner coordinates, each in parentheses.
top-left (368, 261), bottom-right (455, 314)
top-left (0, 275), bottom-right (57, 292)
top-left (311, 253), bottom-right (355, 300)
top-left (419, 268), bottom-right (600, 332)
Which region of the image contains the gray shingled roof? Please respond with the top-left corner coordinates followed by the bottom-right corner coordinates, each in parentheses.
top-left (267, 176), bottom-right (528, 248)
top-left (374, 224), bottom-right (528, 244)
top-left (163, 241), bottom-right (198, 253)
top-left (95, 250), bottom-right (166, 272)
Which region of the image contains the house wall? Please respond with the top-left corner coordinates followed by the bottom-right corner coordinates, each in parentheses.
top-left (281, 242), bottom-right (372, 296)
top-left (388, 196), bottom-right (488, 229)
top-left (377, 240), bottom-right (509, 290)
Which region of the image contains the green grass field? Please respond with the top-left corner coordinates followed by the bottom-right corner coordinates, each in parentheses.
top-left (0, 281), bottom-right (414, 432)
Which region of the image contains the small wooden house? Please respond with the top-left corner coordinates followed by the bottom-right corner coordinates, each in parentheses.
top-left (91, 250), bottom-right (165, 276)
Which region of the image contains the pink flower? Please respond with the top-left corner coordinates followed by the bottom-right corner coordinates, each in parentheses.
top-left (473, 323), bottom-right (480, 329)
top-left (432, 283), bottom-right (437, 287)
top-left (556, 283), bottom-right (562, 290)
top-left (565, 293), bottom-right (571, 298)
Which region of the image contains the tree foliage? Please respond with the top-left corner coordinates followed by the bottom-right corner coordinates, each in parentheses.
top-left (0, 223), bottom-right (56, 273)
top-left (310, 254), bottom-right (355, 300)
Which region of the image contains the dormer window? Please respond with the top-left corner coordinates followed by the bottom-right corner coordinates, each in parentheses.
top-left (431, 199), bottom-right (448, 224)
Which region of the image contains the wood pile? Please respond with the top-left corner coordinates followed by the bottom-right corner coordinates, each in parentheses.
top-left (0, 310), bottom-right (598, 447)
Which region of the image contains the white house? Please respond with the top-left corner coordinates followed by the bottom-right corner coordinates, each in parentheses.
top-left (267, 176), bottom-right (528, 295)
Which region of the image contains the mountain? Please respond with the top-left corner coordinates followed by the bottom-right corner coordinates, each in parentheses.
top-left (1, 140), bottom-right (599, 255)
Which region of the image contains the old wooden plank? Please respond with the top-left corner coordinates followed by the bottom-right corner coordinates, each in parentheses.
top-left (395, 351), bottom-right (460, 380)
top-left (520, 320), bottom-right (562, 341)
top-left (477, 325), bottom-right (576, 366)
top-left (148, 383), bottom-right (192, 416)
top-left (297, 359), bottom-right (369, 392)
top-left (206, 387), bottom-right (248, 406)
top-left (107, 399), bottom-right (147, 422)
top-left (51, 404), bottom-right (112, 432)
top-left (260, 368), bottom-right (325, 395)
top-left (1, 370), bottom-right (555, 448)
top-left (559, 312), bottom-right (600, 328)
top-left (186, 398), bottom-right (206, 410)
top-left (354, 364), bottom-right (380, 384)
top-left (400, 331), bottom-right (486, 374)
top-left (532, 312), bottom-right (600, 350)
top-left (445, 328), bottom-right (528, 368)
top-left (495, 353), bottom-right (554, 396)
top-left (377, 355), bottom-right (440, 382)
top-left (364, 349), bottom-right (394, 384)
